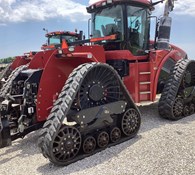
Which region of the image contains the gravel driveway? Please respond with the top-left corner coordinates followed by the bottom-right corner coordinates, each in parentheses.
top-left (0, 102), bottom-right (194, 175)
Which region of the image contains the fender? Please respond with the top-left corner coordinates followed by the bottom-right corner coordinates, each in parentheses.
top-left (10, 56), bottom-right (30, 70)
top-left (28, 50), bottom-right (55, 69)
top-left (36, 45), bottom-right (106, 121)
top-left (152, 49), bottom-right (186, 100)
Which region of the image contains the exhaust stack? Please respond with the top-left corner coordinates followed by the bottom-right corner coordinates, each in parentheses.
top-left (157, 0), bottom-right (175, 50)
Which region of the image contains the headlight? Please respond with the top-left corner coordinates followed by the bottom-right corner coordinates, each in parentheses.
top-left (68, 46), bottom-right (75, 52)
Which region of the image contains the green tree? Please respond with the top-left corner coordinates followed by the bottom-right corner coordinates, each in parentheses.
top-left (0, 57), bottom-right (14, 64)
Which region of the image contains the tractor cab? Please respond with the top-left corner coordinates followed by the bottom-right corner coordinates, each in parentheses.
top-left (41, 31), bottom-right (83, 50)
top-left (87, 0), bottom-right (152, 56)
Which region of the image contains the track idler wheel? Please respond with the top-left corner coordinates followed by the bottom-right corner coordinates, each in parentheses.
top-left (97, 131), bottom-right (109, 148)
top-left (52, 126), bottom-right (81, 163)
top-left (82, 136), bottom-right (96, 154)
top-left (121, 108), bottom-right (141, 137)
top-left (110, 127), bottom-right (121, 143)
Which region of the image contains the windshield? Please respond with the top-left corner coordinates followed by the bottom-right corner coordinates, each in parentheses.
top-left (92, 5), bottom-right (123, 40)
top-left (48, 35), bottom-right (77, 45)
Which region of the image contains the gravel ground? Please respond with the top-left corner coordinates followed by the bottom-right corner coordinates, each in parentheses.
top-left (0, 102), bottom-right (194, 175)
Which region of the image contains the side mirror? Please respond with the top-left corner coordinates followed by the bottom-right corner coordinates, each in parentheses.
top-left (149, 16), bottom-right (158, 49)
top-left (88, 18), bottom-right (91, 38)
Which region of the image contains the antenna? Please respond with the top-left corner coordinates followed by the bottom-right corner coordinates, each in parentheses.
top-left (43, 28), bottom-right (48, 33)
top-left (164, 0), bottom-right (175, 16)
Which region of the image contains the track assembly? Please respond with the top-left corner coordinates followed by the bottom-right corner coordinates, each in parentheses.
top-left (39, 63), bottom-right (141, 165)
top-left (159, 59), bottom-right (195, 120)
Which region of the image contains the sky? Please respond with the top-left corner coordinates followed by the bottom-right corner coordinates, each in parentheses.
top-left (0, 0), bottom-right (195, 59)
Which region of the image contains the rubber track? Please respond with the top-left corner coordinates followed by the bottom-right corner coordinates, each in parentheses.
top-left (158, 59), bottom-right (193, 120)
top-left (0, 64), bottom-right (28, 98)
top-left (38, 62), bottom-right (139, 165)
top-left (0, 63), bottom-right (11, 82)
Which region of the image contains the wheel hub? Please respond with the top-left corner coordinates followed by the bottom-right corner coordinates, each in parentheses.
top-left (64, 140), bottom-right (74, 150)
top-left (89, 84), bottom-right (104, 101)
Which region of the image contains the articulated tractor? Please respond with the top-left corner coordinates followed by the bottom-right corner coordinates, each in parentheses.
top-left (0, 0), bottom-right (194, 166)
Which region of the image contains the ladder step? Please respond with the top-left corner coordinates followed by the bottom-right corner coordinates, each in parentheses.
top-left (139, 72), bottom-right (151, 75)
top-left (139, 81), bottom-right (151, 85)
top-left (140, 91), bottom-right (151, 95)
top-left (136, 101), bottom-right (153, 106)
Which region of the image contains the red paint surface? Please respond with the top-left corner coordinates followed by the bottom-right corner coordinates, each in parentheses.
top-left (10, 56), bottom-right (30, 70)
top-left (36, 45), bottom-right (105, 121)
top-left (28, 50), bottom-right (55, 69)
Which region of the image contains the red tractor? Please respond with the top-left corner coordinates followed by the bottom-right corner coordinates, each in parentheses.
top-left (0, 30), bottom-right (82, 95)
top-left (0, 0), bottom-right (194, 166)
top-left (41, 30), bottom-right (83, 50)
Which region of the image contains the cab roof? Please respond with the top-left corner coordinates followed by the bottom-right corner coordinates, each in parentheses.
top-left (46, 31), bottom-right (78, 37)
top-left (87, 0), bottom-right (152, 13)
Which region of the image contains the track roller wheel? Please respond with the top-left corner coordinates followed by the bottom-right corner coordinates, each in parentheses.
top-left (172, 97), bottom-right (184, 119)
top-left (183, 105), bottom-right (190, 117)
top-left (110, 127), bottom-right (121, 143)
top-left (189, 104), bottom-right (195, 115)
top-left (121, 108), bottom-right (140, 137)
top-left (82, 136), bottom-right (96, 154)
top-left (97, 131), bottom-right (109, 148)
top-left (52, 126), bottom-right (81, 163)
